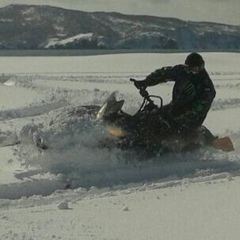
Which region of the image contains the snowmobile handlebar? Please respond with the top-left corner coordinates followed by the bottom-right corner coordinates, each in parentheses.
top-left (130, 78), bottom-right (163, 109)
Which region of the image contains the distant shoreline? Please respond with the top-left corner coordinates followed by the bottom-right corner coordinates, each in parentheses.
top-left (0, 49), bottom-right (239, 57)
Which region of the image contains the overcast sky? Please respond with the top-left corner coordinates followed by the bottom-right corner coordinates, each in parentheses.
top-left (0, 0), bottom-right (239, 25)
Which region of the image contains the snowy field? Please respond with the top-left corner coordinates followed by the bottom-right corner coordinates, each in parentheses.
top-left (0, 52), bottom-right (240, 240)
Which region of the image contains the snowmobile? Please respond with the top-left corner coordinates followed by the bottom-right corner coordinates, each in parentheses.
top-left (23, 78), bottom-right (234, 155)
top-left (93, 78), bottom-right (234, 155)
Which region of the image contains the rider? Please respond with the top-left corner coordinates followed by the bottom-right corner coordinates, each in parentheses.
top-left (134, 52), bottom-right (216, 137)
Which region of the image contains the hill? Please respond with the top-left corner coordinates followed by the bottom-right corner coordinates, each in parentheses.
top-left (0, 4), bottom-right (239, 50)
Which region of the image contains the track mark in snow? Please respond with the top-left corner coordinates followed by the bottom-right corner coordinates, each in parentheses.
top-left (212, 98), bottom-right (240, 111)
top-left (0, 99), bottom-right (69, 120)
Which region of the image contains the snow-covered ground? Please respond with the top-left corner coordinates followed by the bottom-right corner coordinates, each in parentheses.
top-left (0, 52), bottom-right (240, 240)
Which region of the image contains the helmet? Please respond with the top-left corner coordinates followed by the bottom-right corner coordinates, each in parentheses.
top-left (185, 52), bottom-right (205, 68)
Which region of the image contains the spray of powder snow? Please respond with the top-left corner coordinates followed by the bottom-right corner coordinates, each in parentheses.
top-left (13, 80), bottom-right (240, 191)
top-left (17, 117), bottom-right (240, 191)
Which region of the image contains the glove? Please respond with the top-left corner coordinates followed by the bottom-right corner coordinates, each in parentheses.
top-left (134, 80), bottom-right (147, 89)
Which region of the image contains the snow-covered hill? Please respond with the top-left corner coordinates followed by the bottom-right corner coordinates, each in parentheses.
top-left (0, 52), bottom-right (240, 239)
top-left (0, 4), bottom-right (239, 50)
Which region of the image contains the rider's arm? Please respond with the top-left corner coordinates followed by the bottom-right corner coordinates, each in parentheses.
top-left (175, 71), bottom-right (216, 125)
top-left (144, 66), bottom-right (176, 86)
top-left (194, 70), bottom-right (216, 116)
top-left (134, 65), bottom-right (182, 89)
top-left (201, 70), bottom-right (216, 103)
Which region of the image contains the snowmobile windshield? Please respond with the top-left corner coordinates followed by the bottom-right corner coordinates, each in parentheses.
top-left (96, 92), bottom-right (124, 121)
